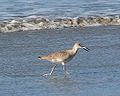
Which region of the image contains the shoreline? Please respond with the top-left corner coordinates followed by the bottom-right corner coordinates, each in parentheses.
top-left (0, 15), bottom-right (120, 33)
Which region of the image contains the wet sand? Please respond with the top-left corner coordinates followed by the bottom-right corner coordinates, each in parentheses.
top-left (0, 25), bottom-right (120, 96)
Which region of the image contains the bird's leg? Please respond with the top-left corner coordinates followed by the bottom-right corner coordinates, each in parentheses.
top-left (62, 62), bottom-right (70, 76)
top-left (42, 64), bottom-right (57, 76)
top-left (50, 64), bottom-right (57, 75)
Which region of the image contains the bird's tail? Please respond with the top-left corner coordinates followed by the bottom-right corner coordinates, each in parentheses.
top-left (38, 56), bottom-right (48, 60)
top-left (38, 56), bottom-right (42, 59)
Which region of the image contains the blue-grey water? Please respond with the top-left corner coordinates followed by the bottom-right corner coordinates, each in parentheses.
top-left (1, 0), bottom-right (120, 20)
top-left (0, 0), bottom-right (120, 96)
top-left (1, 0), bottom-right (120, 33)
top-left (0, 25), bottom-right (120, 96)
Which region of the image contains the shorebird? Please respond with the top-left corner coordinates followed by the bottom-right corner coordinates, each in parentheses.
top-left (38, 42), bottom-right (89, 76)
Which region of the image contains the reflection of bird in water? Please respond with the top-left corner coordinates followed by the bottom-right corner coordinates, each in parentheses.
top-left (38, 42), bottom-right (89, 76)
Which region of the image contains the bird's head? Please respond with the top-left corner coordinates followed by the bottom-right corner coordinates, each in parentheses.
top-left (75, 42), bottom-right (89, 52)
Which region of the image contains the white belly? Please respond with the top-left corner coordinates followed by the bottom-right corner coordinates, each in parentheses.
top-left (51, 55), bottom-right (74, 64)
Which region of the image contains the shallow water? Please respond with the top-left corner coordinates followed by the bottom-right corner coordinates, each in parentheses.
top-left (0, 26), bottom-right (120, 96)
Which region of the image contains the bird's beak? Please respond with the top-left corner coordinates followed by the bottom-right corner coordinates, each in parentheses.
top-left (82, 46), bottom-right (90, 52)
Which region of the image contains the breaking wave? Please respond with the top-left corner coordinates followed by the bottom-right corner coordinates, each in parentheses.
top-left (0, 15), bottom-right (120, 32)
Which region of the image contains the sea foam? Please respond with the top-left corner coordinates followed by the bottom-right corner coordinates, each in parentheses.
top-left (0, 15), bottom-right (120, 33)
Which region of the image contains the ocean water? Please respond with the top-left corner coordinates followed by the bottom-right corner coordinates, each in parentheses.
top-left (0, 0), bottom-right (120, 20)
top-left (0, 26), bottom-right (120, 96)
top-left (0, 1), bottom-right (120, 96)
top-left (0, 0), bottom-right (120, 32)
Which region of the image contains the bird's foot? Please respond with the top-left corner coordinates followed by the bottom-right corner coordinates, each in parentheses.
top-left (42, 73), bottom-right (52, 76)
top-left (64, 72), bottom-right (70, 77)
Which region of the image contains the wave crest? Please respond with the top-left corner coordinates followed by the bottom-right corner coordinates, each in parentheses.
top-left (0, 16), bottom-right (120, 32)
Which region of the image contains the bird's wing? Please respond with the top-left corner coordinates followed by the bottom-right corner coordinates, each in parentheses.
top-left (48, 50), bottom-right (71, 60)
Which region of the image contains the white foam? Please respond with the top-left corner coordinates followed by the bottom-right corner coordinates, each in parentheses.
top-left (1, 16), bottom-right (120, 33)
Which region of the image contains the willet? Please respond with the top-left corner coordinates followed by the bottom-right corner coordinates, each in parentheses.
top-left (38, 42), bottom-right (89, 76)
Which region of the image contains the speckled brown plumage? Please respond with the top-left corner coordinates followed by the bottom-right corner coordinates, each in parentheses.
top-left (38, 42), bottom-right (89, 76)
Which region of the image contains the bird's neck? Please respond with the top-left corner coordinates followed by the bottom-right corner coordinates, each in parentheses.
top-left (72, 45), bottom-right (78, 54)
